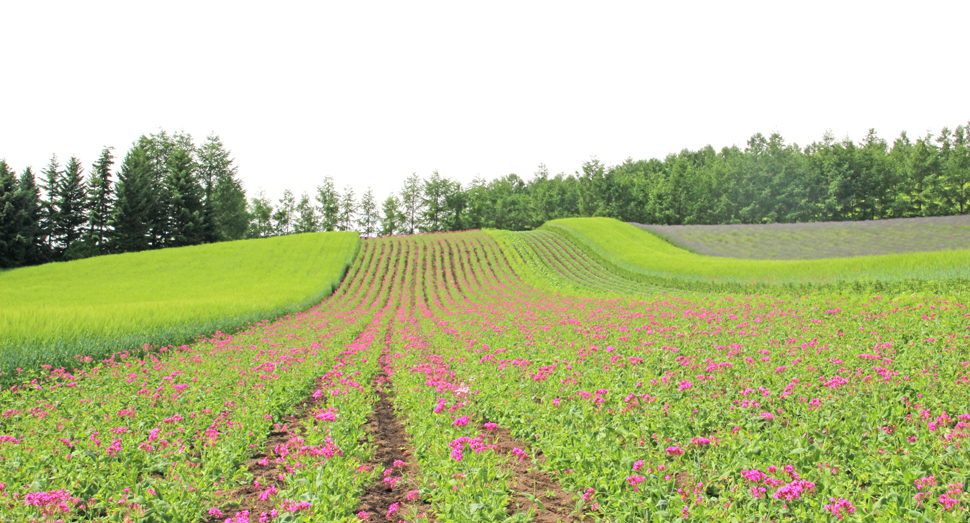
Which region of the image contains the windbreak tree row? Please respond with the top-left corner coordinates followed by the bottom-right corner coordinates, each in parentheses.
top-left (0, 131), bottom-right (248, 269)
top-left (248, 123), bottom-right (970, 239)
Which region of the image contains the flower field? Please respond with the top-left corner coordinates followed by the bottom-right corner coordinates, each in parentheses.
top-left (1, 223), bottom-right (969, 521)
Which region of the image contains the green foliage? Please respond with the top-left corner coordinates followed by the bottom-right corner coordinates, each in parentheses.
top-left (0, 160), bottom-right (23, 268)
top-left (315, 176), bottom-right (340, 232)
top-left (380, 194), bottom-right (402, 236)
top-left (85, 147), bottom-right (115, 254)
top-left (109, 145), bottom-right (153, 253)
top-left (163, 148), bottom-right (204, 246)
top-left (0, 231), bottom-right (359, 381)
top-left (55, 156), bottom-right (88, 254)
top-left (540, 218), bottom-right (970, 292)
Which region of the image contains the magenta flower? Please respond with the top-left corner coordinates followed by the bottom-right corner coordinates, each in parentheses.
top-left (665, 446), bottom-right (684, 456)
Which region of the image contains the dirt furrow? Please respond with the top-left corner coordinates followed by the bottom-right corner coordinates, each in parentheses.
top-left (355, 353), bottom-right (433, 522)
top-left (204, 382), bottom-right (325, 522)
top-left (484, 423), bottom-right (588, 523)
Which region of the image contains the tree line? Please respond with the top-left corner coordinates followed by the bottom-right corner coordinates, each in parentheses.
top-left (4, 123), bottom-right (969, 269)
top-left (245, 123), bottom-right (970, 239)
top-left (0, 131), bottom-right (247, 268)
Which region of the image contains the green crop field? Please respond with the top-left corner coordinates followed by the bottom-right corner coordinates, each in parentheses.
top-left (543, 217), bottom-right (970, 288)
top-left (0, 231), bottom-right (358, 381)
top-left (2, 220), bottom-right (970, 523)
top-left (634, 215), bottom-right (970, 260)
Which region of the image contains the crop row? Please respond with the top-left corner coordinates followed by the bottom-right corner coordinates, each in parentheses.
top-left (3, 227), bottom-right (970, 521)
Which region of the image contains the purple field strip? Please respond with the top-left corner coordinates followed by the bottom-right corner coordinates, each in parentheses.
top-left (632, 215), bottom-right (970, 260)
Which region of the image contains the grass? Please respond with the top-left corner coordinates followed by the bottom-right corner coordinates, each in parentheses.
top-left (542, 217), bottom-right (970, 289)
top-left (635, 215), bottom-right (970, 260)
top-left (0, 231), bottom-right (359, 381)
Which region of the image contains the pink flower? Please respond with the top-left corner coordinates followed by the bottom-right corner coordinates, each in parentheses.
top-left (678, 380), bottom-right (693, 391)
top-left (690, 437), bottom-right (711, 445)
top-left (484, 422), bottom-right (498, 430)
top-left (823, 497), bottom-right (856, 519)
top-left (582, 488), bottom-right (595, 502)
top-left (406, 490), bottom-right (420, 501)
top-left (665, 446), bottom-right (684, 456)
top-left (453, 416), bottom-right (469, 426)
top-left (387, 502), bottom-right (399, 518)
top-left (357, 511), bottom-right (370, 520)
top-left (208, 507), bottom-right (223, 516)
top-left (633, 460), bottom-right (644, 471)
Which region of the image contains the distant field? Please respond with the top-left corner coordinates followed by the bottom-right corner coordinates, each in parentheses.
top-left (543, 217), bottom-right (970, 287)
top-left (633, 215), bottom-right (970, 260)
top-left (0, 232), bottom-right (359, 380)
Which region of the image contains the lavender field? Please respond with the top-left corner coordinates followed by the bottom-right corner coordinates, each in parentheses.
top-left (633, 215), bottom-right (970, 260)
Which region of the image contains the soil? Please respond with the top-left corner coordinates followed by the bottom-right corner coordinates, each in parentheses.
top-left (202, 383), bottom-right (325, 522)
top-left (484, 423), bottom-right (588, 522)
top-left (355, 370), bottom-right (433, 521)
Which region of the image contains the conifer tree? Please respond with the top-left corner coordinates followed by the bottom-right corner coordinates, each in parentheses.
top-left (40, 155), bottom-right (61, 255)
top-left (400, 173), bottom-right (423, 234)
top-left (0, 160), bottom-right (23, 268)
top-left (357, 188), bottom-right (379, 237)
top-left (85, 146), bottom-right (115, 253)
top-left (338, 185), bottom-right (357, 232)
top-left (197, 134), bottom-right (246, 242)
top-left (17, 167), bottom-right (45, 265)
top-left (56, 156), bottom-right (88, 256)
top-left (139, 131), bottom-right (195, 248)
top-left (294, 192), bottom-right (319, 233)
top-left (380, 195), bottom-right (401, 236)
top-left (315, 177), bottom-right (340, 231)
top-left (163, 148), bottom-right (204, 246)
top-left (272, 189), bottom-right (296, 235)
top-left (246, 190), bottom-right (274, 238)
top-left (109, 145), bottom-right (153, 252)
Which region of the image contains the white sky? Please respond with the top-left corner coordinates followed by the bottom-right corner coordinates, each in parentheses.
top-left (2, 0), bottom-right (968, 205)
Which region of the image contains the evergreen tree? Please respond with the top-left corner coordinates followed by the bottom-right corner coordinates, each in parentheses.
top-left (139, 131), bottom-right (195, 248)
top-left (380, 195), bottom-right (402, 236)
top-left (420, 171), bottom-right (450, 232)
top-left (949, 125), bottom-right (970, 214)
top-left (0, 160), bottom-right (23, 268)
top-left (85, 146), bottom-right (115, 254)
top-left (443, 180), bottom-right (466, 231)
top-left (163, 148), bottom-right (204, 246)
top-left (315, 177), bottom-right (340, 231)
top-left (247, 190), bottom-right (274, 238)
top-left (39, 155), bottom-right (61, 255)
top-left (18, 167), bottom-right (46, 265)
top-left (197, 134), bottom-right (246, 242)
top-left (56, 156), bottom-right (89, 257)
top-left (272, 189), bottom-right (296, 235)
top-left (294, 192), bottom-right (320, 233)
top-left (400, 173), bottom-right (423, 234)
top-left (109, 145), bottom-right (153, 253)
top-left (338, 186), bottom-right (357, 232)
top-left (357, 188), bottom-right (379, 237)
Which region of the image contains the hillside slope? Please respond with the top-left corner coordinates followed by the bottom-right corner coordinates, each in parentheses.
top-left (0, 231), bottom-right (359, 378)
top-left (542, 218), bottom-right (970, 287)
top-left (634, 215), bottom-right (970, 260)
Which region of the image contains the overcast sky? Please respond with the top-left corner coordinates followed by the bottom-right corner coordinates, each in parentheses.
top-left (2, 1), bottom-right (968, 204)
